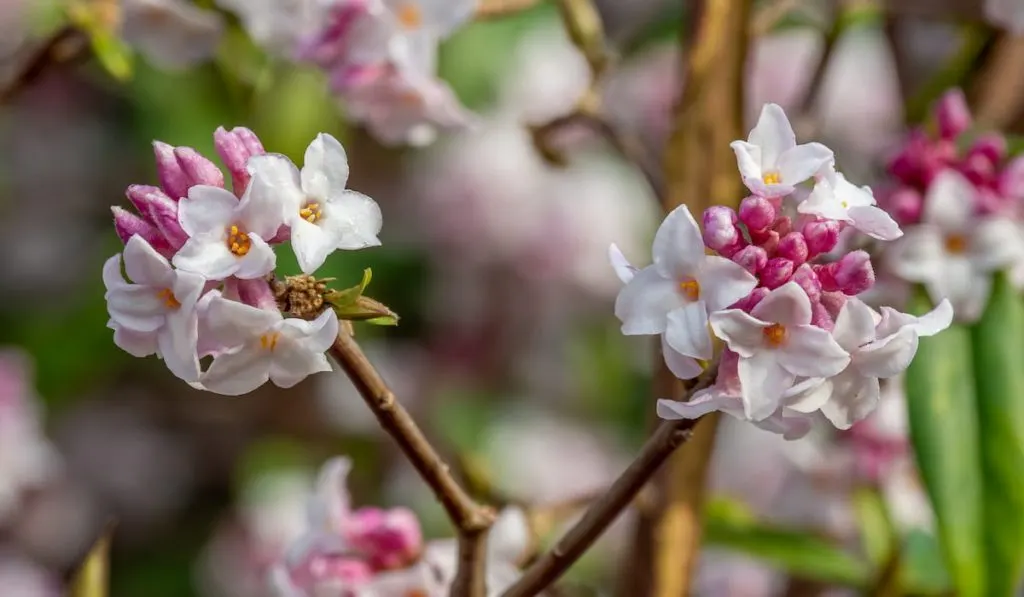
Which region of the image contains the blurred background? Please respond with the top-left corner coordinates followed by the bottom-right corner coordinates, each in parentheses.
top-left (0, 0), bottom-right (1019, 595)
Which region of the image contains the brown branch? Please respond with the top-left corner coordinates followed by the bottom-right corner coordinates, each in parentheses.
top-left (0, 26), bottom-right (88, 104)
top-left (329, 331), bottom-right (495, 597)
top-left (793, 3), bottom-right (842, 140)
top-left (474, 0), bottom-right (543, 20)
top-left (498, 361), bottom-right (720, 597)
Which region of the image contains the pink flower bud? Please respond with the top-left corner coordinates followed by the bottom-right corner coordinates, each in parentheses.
top-left (999, 156), bottom-right (1024, 201)
top-left (959, 152), bottom-right (996, 186)
top-left (760, 258), bottom-right (794, 289)
top-left (921, 140), bottom-right (958, 186)
top-left (967, 133), bottom-right (1006, 165)
top-left (235, 279), bottom-right (279, 312)
top-left (346, 507), bottom-right (423, 570)
top-left (819, 290), bottom-right (847, 319)
top-left (935, 89), bottom-right (972, 140)
top-left (153, 141), bottom-right (191, 201)
top-left (974, 186), bottom-right (1010, 215)
top-left (289, 553), bottom-right (373, 589)
top-left (214, 126), bottom-right (266, 196)
top-left (111, 206), bottom-right (172, 255)
top-left (173, 147), bottom-right (225, 190)
top-left (125, 185), bottom-right (187, 249)
top-left (772, 215), bottom-right (793, 237)
top-left (738, 196), bottom-right (775, 232)
top-left (802, 219), bottom-right (840, 257)
top-left (777, 232), bottom-right (808, 265)
top-left (884, 187), bottom-right (923, 225)
top-left (731, 245), bottom-right (767, 275)
top-left (791, 264), bottom-right (821, 303)
top-left (702, 206), bottom-right (744, 257)
top-left (811, 301), bottom-right (834, 331)
top-left (817, 251), bottom-right (874, 295)
top-left (730, 287), bottom-right (768, 312)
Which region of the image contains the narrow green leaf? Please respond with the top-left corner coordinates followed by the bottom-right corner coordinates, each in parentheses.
top-left (70, 524), bottom-right (114, 597)
top-left (853, 487), bottom-right (894, 568)
top-left (88, 30), bottom-right (134, 81)
top-left (970, 273), bottom-right (1024, 596)
top-left (324, 268), bottom-right (373, 307)
top-left (703, 498), bottom-right (871, 587)
top-left (904, 287), bottom-right (985, 597)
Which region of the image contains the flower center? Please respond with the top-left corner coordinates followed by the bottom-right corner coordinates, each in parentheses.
top-left (762, 323), bottom-right (788, 347)
top-left (259, 332), bottom-right (280, 351)
top-left (157, 288), bottom-right (180, 309)
top-left (944, 234), bottom-right (967, 254)
top-left (762, 171), bottom-right (781, 185)
top-left (405, 591), bottom-right (428, 597)
top-left (841, 200), bottom-right (849, 209)
top-left (678, 279), bottom-right (701, 301)
top-left (299, 202), bottom-right (323, 224)
top-left (227, 225), bottom-right (251, 256)
top-left (395, 3), bottom-right (422, 29)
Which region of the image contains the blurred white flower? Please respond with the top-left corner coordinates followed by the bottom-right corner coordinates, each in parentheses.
top-left (986, 0), bottom-right (1024, 34)
top-left (0, 553), bottom-right (61, 597)
top-left (120, 0), bottom-right (223, 70)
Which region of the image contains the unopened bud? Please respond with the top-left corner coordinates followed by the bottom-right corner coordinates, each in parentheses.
top-left (885, 187), bottom-right (923, 225)
top-left (111, 206), bottom-right (172, 255)
top-left (731, 287), bottom-right (768, 312)
top-left (215, 126), bottom-right (266, 196)
top-left (153, 141), bottom-right (191, 201)
top-left (999, 156), bottom-right (1024, 202)
top-left (811, 301), bottom-right (834, 331)
top-left (772, 215), bottom-right (793, 237)
top-left (760, 258), bottom-right (794, 289)
top-left (173, 147), bottom-right (225, 190)
top-left (738, 196), bottom-right (775, 232)
top-left (126, 185), bottom-right (187, 249)
top-left (817, 251), bottom-right (874, 295)
top-left (235, 278), bottom-right (279, 312)
top-left (702, 206), bottom-right (744, 257)
top-left (777, 232), bottom-right (808, 265)
top-left (791, 263), bottom-right (821, 304)
top-left (935, 89), bottom-right (972, 140)
top-left (731, 245), bottom-right (767, 275)
top-left (819, 290), bottom-right (847, 320)
top-left (346, 507), bottom-right (423, 570)
top-left (967, 133), bottom-right (1006, 165)
top-left (802, 219), bottom-right (840, 257)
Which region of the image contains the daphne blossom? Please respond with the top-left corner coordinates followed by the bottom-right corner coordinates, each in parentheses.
top-left (246, 133), bottom-right (382, 274)
top-left (800, 166), bottom-right (903, 241)
top-left (615, 205), bottom-right (758, 378)
top-left (120, 0), bottom-right (224, 70)
top-left (888, 169), bottom-right (1023, 321)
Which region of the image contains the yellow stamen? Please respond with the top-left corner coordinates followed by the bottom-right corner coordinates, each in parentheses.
top-left (227, 224), bottom-right (252, 256)
top-left (763, 323), bottom-right (788, 347)
top-left (299, 202), bottom-right (323, 224)
top-left (396, 3), bottom-right (423, 29)
top-left (762, 171), bottom-right (782, 185)
top-left (679, 279), bottom-right (701, 301)
top-left (945, 234), bottom-right (967, 254)
top-left (157, 288), bottom-right (180, 309)
top-left (259, 332), bottom-right (280, 351)
top-left (841, 200), bottom-right (849, 209)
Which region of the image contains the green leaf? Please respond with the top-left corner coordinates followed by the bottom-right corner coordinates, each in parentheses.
top-left (904, 287), bottom-right (985, 597)
top-left (900, 530), bottom-right (953, 595)
top-left (970, 273), bottom-right (1024, 595)
top-left (853, 487), bottom-right (894, 568)
top-left (703, 497), bottom-right (871, 587)
top-left (324, 268), bottom-right (373, 307)
top-left (70, 524), bottom-right (114, 597)
top-left (88, 29), bottom-right (133, 81)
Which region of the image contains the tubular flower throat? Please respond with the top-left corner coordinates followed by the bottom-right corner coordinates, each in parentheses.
top-left (679, 279), bottom-right (701, 301)
top-left (300, 202), bottom-right (323, 224)
top-left (227, 224), bottom-right (252, 256)
top-left (763, 323), bottom-right (788, 347)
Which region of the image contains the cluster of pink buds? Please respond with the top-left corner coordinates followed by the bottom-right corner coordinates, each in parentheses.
top-left (880, 89), bottom-right (1024, 321)
top-left (270, 457), bottom-right (530, 597)
top-left (612, 104), bottom-right (953, 437)
top-left (103, 127), bottom-right (383, 394)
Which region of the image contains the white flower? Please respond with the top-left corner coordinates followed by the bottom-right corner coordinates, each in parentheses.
top-left (121, 0), bottom-right (223, 70)
top-left (199, 295), bottom-right (339, 395)
top-left (709, 282), bottom-right (850, 420)
top-left (172, 185), bottom-right (283, 280)
top-left (887, 169), bottom-right (1023, 321)
top-left (215, 0), bottom-right (325, 54)
top-left (986, 0), bottom-right (1024, 34)
top-left (799, 166), bottom-right (902, 241)
top-left (730, 103), bottom-right (834, 198)
top-left (806, 298), bottom-right (952, 429)
top-left (246, 134), bottom-right (382, 275)
top-left (103, 235), bottom-right (205, 382)
top-left (614, 205), bottom-right (758, 378)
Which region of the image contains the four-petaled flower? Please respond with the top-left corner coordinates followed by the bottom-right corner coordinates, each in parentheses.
top-left (103, 235), bottom-right (205, 382)
top-left (888, 169), bottom-right (1023, 321)
top-left (614, 205), bottom-right (758, 378)
top-left (731, 103), bottom-right (835, 198)
top-left (247, 133), bottom-right (383, 275)
top-left (800, 166), bottom-right (903, 241)
top-left (709, 282), bottom-right (850, 420)
top-left (199, 293), bottom-right (339, 395)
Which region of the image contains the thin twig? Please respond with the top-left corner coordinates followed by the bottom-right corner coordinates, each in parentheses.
top-left (499, 361), bottom-right (719, 597)
top-left (0, 26), bottom-right (87, 104)
top-left (329, 331), bottom-right (495, 597)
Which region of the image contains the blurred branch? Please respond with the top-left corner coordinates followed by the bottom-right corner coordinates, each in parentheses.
top-left (903, 23), bottom-right (990, 124)
top-left (69, 522), bottom-right (115, 597)
top-left (329, 330), bottom-right (495, 597)
top-left (969, 34), bottom-right (1024, 129)
top-left (499, 361), bottom-right (720, 597)
top-left (0, 26), bottom-right (88, 104)
top-left (793, 3), bottom-right (843, 139)
top-left (474, 0), bottom-right (543, 20)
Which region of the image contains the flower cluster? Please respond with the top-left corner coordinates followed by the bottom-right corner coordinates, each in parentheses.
top-left (880, 89), bottom-right (1024, 321)
top-left (103, 127), bottom-right (382, 394)
top-left (270, 457), bottom-right (529, 597)
top-left (217, 0), bottom-right (475, 146)
top-left (613, 103), bottom-right (953, 437)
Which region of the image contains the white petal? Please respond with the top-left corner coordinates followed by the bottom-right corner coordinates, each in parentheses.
top-left (832, 298), bottom-right (878, 351)
top-left (608, 243), bottom-right (636, 284)
top-left (971, 217), bottom-right (1024, 270)
top-left (246, 153), bottom-right (305, 212)
top-left (697, 255), bottom-right (758, 312)
top-left (910, 299), bottom-right (954, 337)
top-left (204, 296), bottom-right (280, 349)
top-left (488, 507), bottom-right (531, 564)
top-left (320, 190), bottom-right (383, 250)
top-left (172, 235), bottom-right (239, 280)
top-left (279, 309), bottom-right (340, 353)
top-left (178, 185), bottom-right (237, 237)
top-left (157, 310), bottom-right (201, 383)
top-left (752, 410), bottom-right (814, 439)
top-left (291, 218), bottom-right (333, 275)
top-left (124, 235), bottom-right (175, 287)
top-left (614, 266), bottom-right (683, 335)
top-left (856, 328), bottom-right (919, 379)
top-left (652, 205), bottom-right (705, 280)
top-left (232, 234), bottom-right (277, 279)
top-left (268, 565), bottom-right (303, 597)
top-left (269, 346), bottom-right (331, 389)
top-left (886, 226), bottom-right (944, 283)
top-left (102, 254), bottom-right (128, 291)
top-left (751, 282), bottom-right (813, 326)
top-left (106, 285), bottom-right (166, 332)
top-left (785, 377), bottom-right (831, 413)
top-left (833, 173), bottom-right (876, 208)
top-left (730, 140), bottom-right (763, 181)
top-left (661, 336), bottom-right (703, 380)
top-left (777, 325), bottom-right (850, 377)
top-left (656, 390), bottom-right (741, 420)
top-left (111, 322), bottom-right (158, 357)
top-left (710, 309), bottom-right (768, 357)
top-left (820, 371), bottom-right (879, 429)
top-left (664, 302), bottom-right (712, 360)
top-left (747, 103), bottom-right (796, 168)
top-left (310, 456), bottom-right (352, 530)
top-left (301, 133), bottom-right (351, 200)
top-left (798, 179), bottom-right (849, 221)
top-left (201, 345), bottom-right (272, 395)
top-left (739, 352), bottom-right (794, 421)
top-left (928, 256), bottom-right (989, 322)
top-left (849, 205), bottom-right (903, 241)
top-left (776, 142), bottom-right (834, 187)
top-left (923, 170), bottom-right (974, 232)
top-left (171, 270), bottom-right (206, 313)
